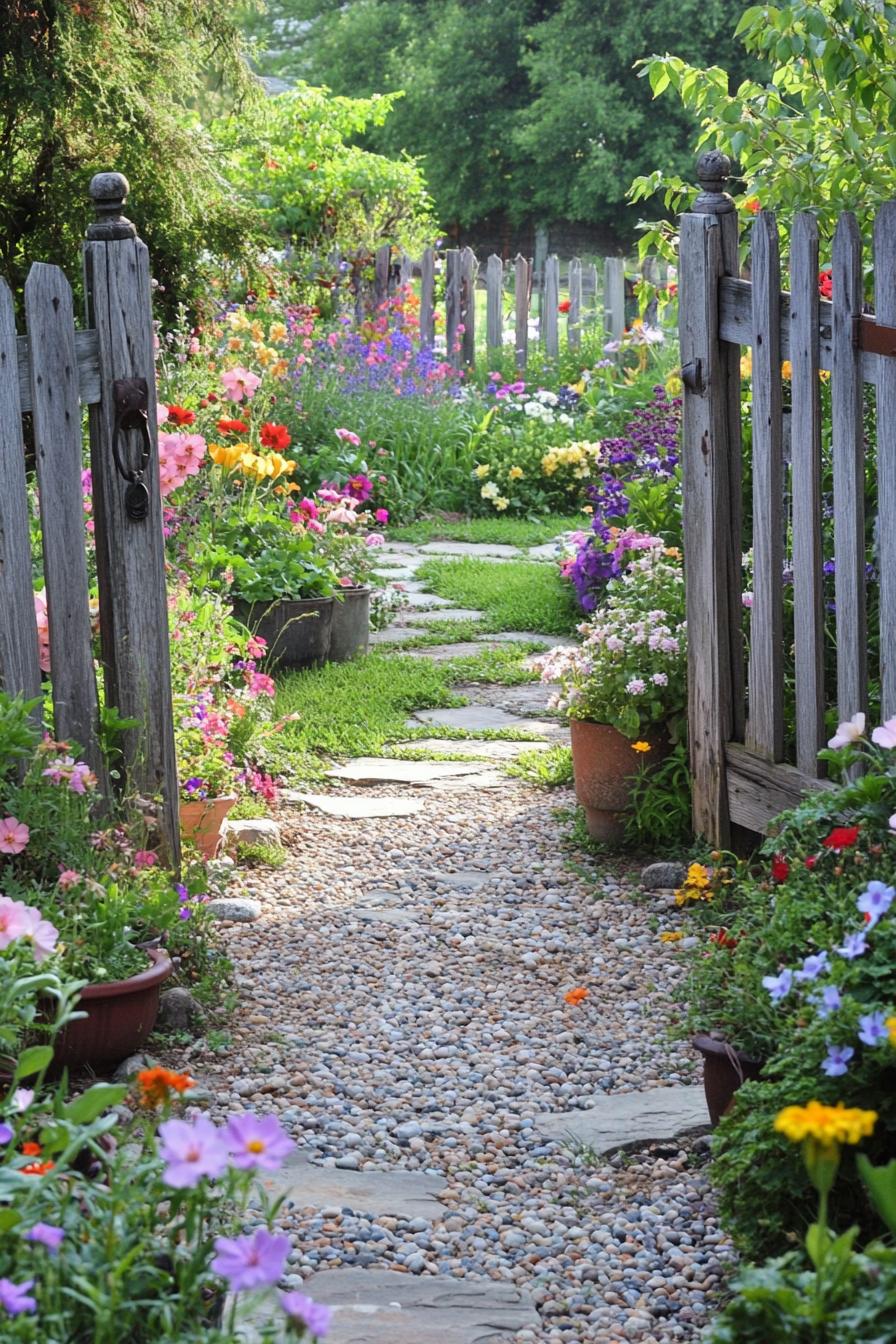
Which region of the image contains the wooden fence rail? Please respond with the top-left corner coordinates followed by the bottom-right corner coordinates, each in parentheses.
top-left (679, 150), bottom-right (890, 844)
top-left (0, 172), bottom-right (180, 860)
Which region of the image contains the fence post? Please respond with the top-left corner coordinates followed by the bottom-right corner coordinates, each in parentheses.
top-left (420, 247), bottom-right (435, 347)
top-left (445, 249), bottom-right (461, 369)
top-left (585, 262), bottom-right (598, 326)
top-left (604, 257), bottom-right (625, 344)
top-left (486, 254), bottom-right (503, 353)
top-left (679, 151), bottom-right (741, 845)
top-left (514, 254), bottom-right (530, 371)
top-left (567, 258), bottom-right (582, 349)
top-left (374, 244), bottom-right (390, 308)
top-left (460, 246), bottom-right (477, 372)
top-left (83, 172), bottom-right (181, 864)
top-left (542, 254), bottom-right (559, 358)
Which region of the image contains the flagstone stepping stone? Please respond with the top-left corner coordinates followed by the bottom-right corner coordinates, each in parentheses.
top-left (394, 737), bottom-right (552, 760)
top-left (416, 770), bottom-right (507, 792)
top-left (535, 1085), bottom-right (709, 1155)
top-left (475, 630), bottom-right (577, 648)
top-left (328, 758), bottom-right (489, 785)
top-left (418, 541), bottom-right (522, 557)
top-left (425, 869), bottom-right (492, 888)
top-left (395, 641), bottom-right (497, 661)
top-left (252, 1152), bottom-right (448, 1221)
top-left (349, 906), bottom-right (420, 926)
top-left (527, 540), bottom-right (567, 559)
top-left (296, 795), bottom-right (425, 819)
top-left (368, 627), bottom-right (422, 644)
top-left (400, 590), bottom-right (458, 609)
top-left (404, 607), bottom-right (484, 624)
top-left (409, 706), bottom-right (564, 737)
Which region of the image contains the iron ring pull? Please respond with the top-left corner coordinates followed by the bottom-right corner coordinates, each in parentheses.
top-left (112, 377), bottom-right (152, 521)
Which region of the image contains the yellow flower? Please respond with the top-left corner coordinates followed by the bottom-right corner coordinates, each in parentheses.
top-left (250, 321), bottom-right (264, 342)
top-left (659, 931), bottom-right (684, 943)
top-left (227, 337), bottom-right (243, 352)
top-left (569, 379), bottom-right (586, 394)
top-left (269, 322), bottom-right (288, 343)
top-left (781, 360), bottom-right (793, 380)
top-left (255, 344), bottom-right (276, 366)
top-left (226, 310), bottom-right (251, 332)
top-left (631, 741), bottom-right (651, 753)
top-left (494, 496), bottom-right (510, 511)
top-left (664, 547), bottom-right (682, 560)
top-left (209, 441), bottom-right (249, 471)
top-left (270, 359), bottom-right (289, 379)
top-left (774, 1101), bottom-right (878, 1147)
top-left (740, 351), bottom-right (752, 380)
top-left (886, 1015), bottom-right (896, 1046)
top-left (665, 373), bottom-right (683, 397)
top-left (475, 464), bottom-right (491, 479)
top-left (686, 862), bottom-right (710, 889)
top-left (508, 466), bottom-right (524, 480)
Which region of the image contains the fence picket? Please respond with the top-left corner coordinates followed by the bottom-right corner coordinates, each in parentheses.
top-left (746, 211), bottom-right (785, 761)
top-left (831, 212), bottom-right (868, 724)
top-left (460, 247), bottom-right (477, 370)
top-left (0, 280), bottom-right (42, 717)
top-left (567, 258), bottom-right (582, 349)
top-left (585, 263), bottom-right (598, 322)
top-left (399, 253), bottom-right (412, 285)
top-left (514, 255), bottom-right (529, 371)
top-left (445, 249), bottom-right (461, 370)
top-left (374, 244), bottom-right (390, 307)
top-left (420, 247), bottom-right (435, 347)
top-left (486, 255), bottom-right (503, 352)
top-left (604, 257), bottom-right (625, 343)
top-left (874, 203), bottom-right (896, 719)
top-left (542, 255), bottom-right (559, 357)
top-left (24, 263), bottom-right (105, 780)
top-left (790, 212), bottom-right (826, 774)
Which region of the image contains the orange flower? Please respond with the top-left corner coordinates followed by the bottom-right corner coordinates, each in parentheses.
top-left (631, 741), bottom-right (651, 753)
top-left (137, 1067), bottom-right (195, 1108)
top-left (564, 987), bottom-right (589, 1006)
top-left (744, 196), bottom-right (761, 214)
top-left (21, 1142), bottom-right (42, 1157)
top-left (22, 1159), bottom-right (55, 1176)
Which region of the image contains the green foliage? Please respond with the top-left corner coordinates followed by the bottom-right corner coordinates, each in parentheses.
top-left (624, 740), bottom-right (692, 847)
top-left (235, 840), bottom-right (288, 867)
top-left (506, 745), bottom-right (574, 788)
top-left (415, 556), bottom-right (580, 636)
top-left (389, 515), bottom-right (584, 547)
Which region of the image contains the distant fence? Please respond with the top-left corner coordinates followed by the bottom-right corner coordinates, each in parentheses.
top-left (0, 171), bottom-right (180, 860)
top-left (334, 244), bottom-right (668, 373)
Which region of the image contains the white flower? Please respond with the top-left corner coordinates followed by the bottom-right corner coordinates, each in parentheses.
top-left (480, 481), bottom-right (499, 500)
top-left (827, 712), bottom-right (865, 749)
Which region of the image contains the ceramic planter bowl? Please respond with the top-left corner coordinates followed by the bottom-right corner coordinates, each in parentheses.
top-left (570, 719), bottom-right (667, 844)
top-left (180, 795), bottom-right (237, 860)
top-left (51, 948), bottom-right (173, 1073)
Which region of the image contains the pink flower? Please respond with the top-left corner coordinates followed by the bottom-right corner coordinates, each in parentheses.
top-left (68, 762), bottom-right (97, 795)
top-left (16, 906), bottom-right (59, 963)
top-left (133, 850), bottom-right (157, 870)
top-left (246, 671), bottom-right (276, 697)
top-left (33, 591), bottom-right (50, 674)
top-left (327, 506), bottom-right (357, 524)
top-left (57, 870), bottom-right (81, 890)
top-left (280, 1291), bottom-right (332, 1337)
top-left (158, 1115), bottom-right (230, 1189)
top-left (0, 818), bottom-right (29, 855)
top-left (871, 717), bottom-right (896, 749)
top-left (365, 533), bottom-right (385, 548)
top-left (334, 427), bottom-right (361, 446)
top-left (828, 712), bottom-right (865, 749)
top-left (374, 508), bottom-right (389, 524)
top-left (0, 897), bottom-right (29, 950)
top-left (13, 1089), bottom-right (33, 1112)
top-left (220, 367), bottom-right (262, 403)
top-left (211, 1228), bottom-right (290, 1291)
top-left (247, 635), bottom-right (267, 659)
top-left (224, 1113), bottom-right (294, 1171)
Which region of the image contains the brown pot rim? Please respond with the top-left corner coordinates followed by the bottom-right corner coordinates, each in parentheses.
top-left (691, 1033), bottom-right (764, 1068)
top-left (180, 794), bottom-right (238, 811)
top-left (79, 947), bottom-right (173, 1001)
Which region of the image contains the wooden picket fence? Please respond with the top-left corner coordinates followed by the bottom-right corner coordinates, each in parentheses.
top-left (347, 244), bottom-right (645, 372)
top-left (0, 172), bottom-right (180, 859)
top-left (679, 150), bottom-right (890, 845)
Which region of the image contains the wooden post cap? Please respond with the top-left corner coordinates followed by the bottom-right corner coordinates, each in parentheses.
top-left (693, 151), bottom-right (735, 216)
top-left (87, 172), bottom-right (138, 240)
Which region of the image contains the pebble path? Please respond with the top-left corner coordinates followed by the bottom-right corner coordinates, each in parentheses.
top-left (185, 541), bottom-right (733, 1342)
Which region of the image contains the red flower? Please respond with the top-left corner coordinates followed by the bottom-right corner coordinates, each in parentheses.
top-left (260, 422), bottom-right (291, 451)
top-left (666, 282), bottom-right (678, 298)
top-left (165, 405), bottom-right (195, 426)
top-left (805, 855), bottom-right (818, 870)
top-left (709, 928), bottom-right (738, 950)
top-left (821, 825), bottom-right (860, 852)
top-left (818, 270), bottom-right (833, 300)
top-left (771, 855), bottom-right (789, 882)
top-left (745, 196), bottom-right (761, 215)
top-left (217, 418), bottom-right (249, 435)
top-left (558, 299), bottom-right (571, 314)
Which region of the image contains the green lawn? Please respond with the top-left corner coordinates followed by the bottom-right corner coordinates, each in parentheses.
top-left (389, 514), bottom-right (584, 547)
top-left (415, 556), bottom-right (579, 635)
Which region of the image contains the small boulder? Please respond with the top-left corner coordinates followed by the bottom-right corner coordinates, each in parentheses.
top-left (157, 987), bottom-right (202, 1033)
top-left (641, 861), bottom-right (686, 891)
top-left (112, 1053), bottom-right (150, 1083)
top-left (207, 897), bottom-right (261, 923)
top-left (222, 818), bottom-right (282, 849)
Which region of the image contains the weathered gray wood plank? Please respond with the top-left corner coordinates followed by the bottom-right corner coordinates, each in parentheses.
top-left (24, 263), bottom-right (104, 778)
top-left (0, 281), bottom-right (43, 717)
top-left (874, 203), bottom-right (896, 719)
top-left (445, 249), bottom-right (461, 371)
top-left (746, 212), bottom-right (784, 762)
top-left (584, 262), bottom-right (598, 321)
top-left (567, 257), bottom-right (582, 349)
top-left (399, 253), bottom-right (412, 285)
top-left (84, 232), bottom-right (180, 863)
top-left (542, 254), bottom-right (559, 358)
top-left (17, 329), bottom-right (101, 412)
top-left (719, 212), bottom-right (746, 743)
top-left (789, 212), bottom-right (826, 775)
top-left (514, 255), bottom-right (529, 371)
top-left (679, 211), bottom-right (734, 843)
top-left (486, 255), bottom-right (503, 351)
top-left (419, 248), bottom-right (435, 347)
top-left (604, 257), bottom-right (625, 344)
top-left (831, 212), bottom-right (868, 724)
top-left (374, 244), bottom-right (390, 307)
top-left (460, 246), bottom-right (477, 371)
top-left (726, 742), bottom-right (835, 833)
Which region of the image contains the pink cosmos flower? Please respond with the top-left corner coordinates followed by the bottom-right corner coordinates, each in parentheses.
top-left (16, 906), bottom-right (59, 963)
top-left (57, 870), bottom-right (81, 890)
top-left (211, 1227), bottom-right (290, 1291)
top-left (0, 897), bottom-right (29, 950)
top-left (871, 716), bottom-right (896, 749)
top-left (133, 850), bottom-right (157, 870)
top-left (280, 1291), bottom-right (332, 1338)
top-left (828, 712), bottom-right (865, 749)
top-left (220, 367), bottom-right (262, 403)
top-left (0, 818), bottom-right (29, 855)
top-left (158, 1114), bottom-right (230, 1189)
top-left (374, 508), bottom-right (389, 524)
top-left (224, 1113), bottom-right (295, 1171)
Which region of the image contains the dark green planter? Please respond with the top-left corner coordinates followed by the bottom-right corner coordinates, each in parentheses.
top-left (329, 587), bottom-right (371, 662)
top-left (233, 596), bottom-right (334, 670)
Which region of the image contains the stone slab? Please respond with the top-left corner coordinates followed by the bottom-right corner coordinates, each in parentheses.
top-left (328, 758), bottom-right (488, 784)
top-left (368, 627), bottom-right (423, 644)
top-left (252, 1152), bottom-right (447, 1221)
top-left (418, 541), bottom-right (522, 557)
top-left (410, 706), bottom-right (564, 737)
top-left (527, 540), bottom-right (566, 560)
top-left (404, 608), bottom-right (484, 624)
top-left (349, 906), bottom-right (419, 926)
top-left (396, 642), bottom-right (500, 662)
top-left (426, 869), bottom-right (492, 888)
top-left (206, 898), bottom-right (261, 923)
top-left (395, 738), bottom-right (552, 760)
top-left (401, 590), bottom-right (457, 609)
top-left (297, 794), bottom-right (425, 819)
top-left (535, 1085), bottom-right (709, 1155)
top-left (475, 631), bottom-right (577, 648)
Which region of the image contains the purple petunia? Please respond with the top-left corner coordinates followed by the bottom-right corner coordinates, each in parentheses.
top-left (858, 1011), bottom-right (889, 1047)
top-left (836, 930), bottom-right (868, 960)
top-left (794, 952), bottom-right (830, 983)
top-left (0, 1278), bottom-right (36, 1316)
top-left (762, 968), bottom-right (794, 1002)
top-left (280, 1290), bottom-right (333, 1338)
top-left (0, 1122), bottom-right (12, 1145)
top-left (211, 1228), bottom-right (289, 1291)
top-left (822, 1043), bottom-right (855, 1077)
top-left (857, 881), bottom-right (895, 929)
top-left (809, 985), bottom-right (842, 1019)
top-left (24, 1223), bottom-right (64, 1254)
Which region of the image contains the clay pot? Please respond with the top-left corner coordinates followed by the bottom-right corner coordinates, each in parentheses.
top-left (180, 795), bottom-right (237, 860)
top-left (233, 596), bottom-right (334, 670)
top-left (52, 949), bottom-right (173, 1072)
top-left (329, 586), bottom-right (371, 662)
top-left (692, 1034), bottom-right (764, 1126)
top-left (570, 719), bottom-right (663, 844)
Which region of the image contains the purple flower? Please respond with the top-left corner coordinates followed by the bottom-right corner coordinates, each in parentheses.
top-left (794, 951), bottom-right (830, 983)
top-left (857, 881), bottom-right (895, 928)
top-left (0, 1278), bottom-right (36, 1316)
top-left (225, 1113), bottom-right (295, 1171)
top-left (836, 930), bottom-right (867, 960)
top-left (822, 1043), bottom-right (854, 1076)
top-left (280, 1290), bottom-right (333, 1337)
top-left (158, 1114), bottom-right (229, 1189)
top-left (762, 968), bottom-right (793, 1002)
top-left (808, 985), bottom-right (842, 1019)
top-left (24, 1223), bottom-right (64, 1254)
top-left (184, 777), bottom-right (208, 799)
top-left (211, 1228), bottom-right (290, 1291)
top-left (0, 1122), bottom-right (12, 1145)
top-left (175, 883), bottom-right (189, 902)
top-left (858, 1011), bottom-right (889, 1047)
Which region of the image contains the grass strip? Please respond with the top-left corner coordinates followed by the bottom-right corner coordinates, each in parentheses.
top-left (390, 515), bottom-right (583, 547)
top-left (415, 556), bottom-right (579, 636)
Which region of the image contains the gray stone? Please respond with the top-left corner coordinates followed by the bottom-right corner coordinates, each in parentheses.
top-left (401, 590), bottom-right (457, 609)
top-left (112, 1053), bottom-right (149, 1082)
top-left (526, 540), bottom-right (566, 559)
top-left (410, 706), bottom-right (565, 738)
top-left (418, 541), bottom-right (522, 557)
top-left (641, 861), bottom-right (687, 890)
top-left (350, 906), bottom-right (419, 927)
top-left (535, 1086), bottom-right (709, 1155)
top-left (157, 987), bottom-right (202, 1032)
top-left (396, 738), bottom-right (552, 761)
top-left (297, 794), bottom-right (425, 819)
top-left (396, 641), bottom-right (498, 662)
top-left (252, 1151), bottom-right (447, 1221)
top-left (475, 631), bottom-right (577, 648)
top-left (221, 818), bottom-right (282, 848)
top-left (426, 869), bottom-right (492, 889)
top-left (404, 608), bottom-right (484, 625)
top-left (206, 897), bottom-right (262, 923)
top-left (327, 758), bottom-right (487, 785)
top-left (368, 627), bottom-right (424, 645)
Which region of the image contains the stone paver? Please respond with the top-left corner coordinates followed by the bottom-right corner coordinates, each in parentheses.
top-left (401, 590), bottom-right (458, 609)
top-left (535, 1086), bottom-right (710, 1156)
top-left (475, 631), bottom-right (577, 648)
top-left (403, 608), bottom-right (484, 624)
top-left (393, 737), bottom-right (553, 760)
top-left (254, 1152), bottom-right (448, 1221)
top-left (409, 705), bottom-right (564, 737)
top-left (295, 794), bottom-right (425, 819)
top-left (418, 541), bottom-right (522, 557)
top-left (368, 626), bottom-right (424, 645)
top-left (327, 758), bottom-right (489, 785)
top-left (396, 641), bottom-right (506, 661)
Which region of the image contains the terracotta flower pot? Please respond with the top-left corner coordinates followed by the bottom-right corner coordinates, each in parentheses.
top-left (569, 719), bottom-right (665, 844)
top-left (329, 586), bottom-right (371, 662)
top-left (233, 596), bottom-right (334, 670)
top-left (52, 948), bottom-right (173, 1073)
top-left (692, 1034), bottom-right (764, 1127)
top-left (180, 795), bottom-right (237, 860)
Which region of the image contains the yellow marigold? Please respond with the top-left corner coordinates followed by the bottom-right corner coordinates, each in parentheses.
top-left (474, 464), bottom-right (491, 479)
top-left (270, 359), bottom-right (289, 379)
top-left (227, 337), bottom-right (244, 352)
top-left (774, 1100), bottom-right (878, 1147)
top-left (781, 360), bottom-right (793, 380)
top-left (886, 1016), bottom-right (896, 1046)
top-left (819, 369), bottom-right (831, 382)
top-left (685, 862), bottom-right (710, 889)
top-left (209, 441), bottom-right (249, 471)
top-left (631, 741), bottom-right (651, 753)
top-left (494, 496), bottom-right (510, 511)
top-left (226, 310), bottom-right (251, 332)
top-left (508, 466), bottom-right (524, 480)
top-left (269, 322), bottom-right (288, 343)
top-left (250, 321), bottom-right (264, 342)
top-left (255, 344), bottom-right (275, 366)
top-left (659, 931), bottom-right (684, 943)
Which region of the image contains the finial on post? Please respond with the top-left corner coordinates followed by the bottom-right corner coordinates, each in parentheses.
top-left (86, 172), bottom-right (138, 241)
top-left (693, 151), bottom-right (735, 216)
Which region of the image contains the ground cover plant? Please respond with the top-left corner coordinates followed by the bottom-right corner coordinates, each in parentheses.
top-left (415, 557), bottom-right (579, 636)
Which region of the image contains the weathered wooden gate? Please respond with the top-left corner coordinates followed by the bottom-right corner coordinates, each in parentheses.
top-left (0, 172), bottom-right (179, 859)
top-left (679, 150), bottom-right (890, 845)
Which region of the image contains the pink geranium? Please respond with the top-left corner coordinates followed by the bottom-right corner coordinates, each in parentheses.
top-left (220, 367), bottom-right (262, 403)
top-left (0, 897), bottom-right (29, 951)
top-left (133, 850), bottom-right (157, 870)
top-left (334, 427), bottom-right (361, 446)
top-left (374, 508), bottom-right (389, 524)
top-left (0, 818), bottom-right (29, 856)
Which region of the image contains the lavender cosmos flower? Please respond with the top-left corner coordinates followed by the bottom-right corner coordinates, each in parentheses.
top-left (836, 930), bottom-right (868, 960)
top-left (858, 1011), bottom-right (889, 1047)
top-left (24, 1223), bottom-right (65, 1254)
top-left (211, 1228), bottom-right (290, 1291)
top-left (158, 1114), bottom-right (229, 1189)
top-left (225, 1113), bottom-right (295, 1171)
top-left (822, 1043), bottom-right (855, 1077)
top-left (280, 1291), bottom-right (333, 1337)
top-left (762, 968), bottom-right (794, 1002)
top-left (794, 951), bottom-right (830, 983)
top-left (857, 881), bottom-right (895, 928)
top-left (0, 1279), bottom-right (36, 1316)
